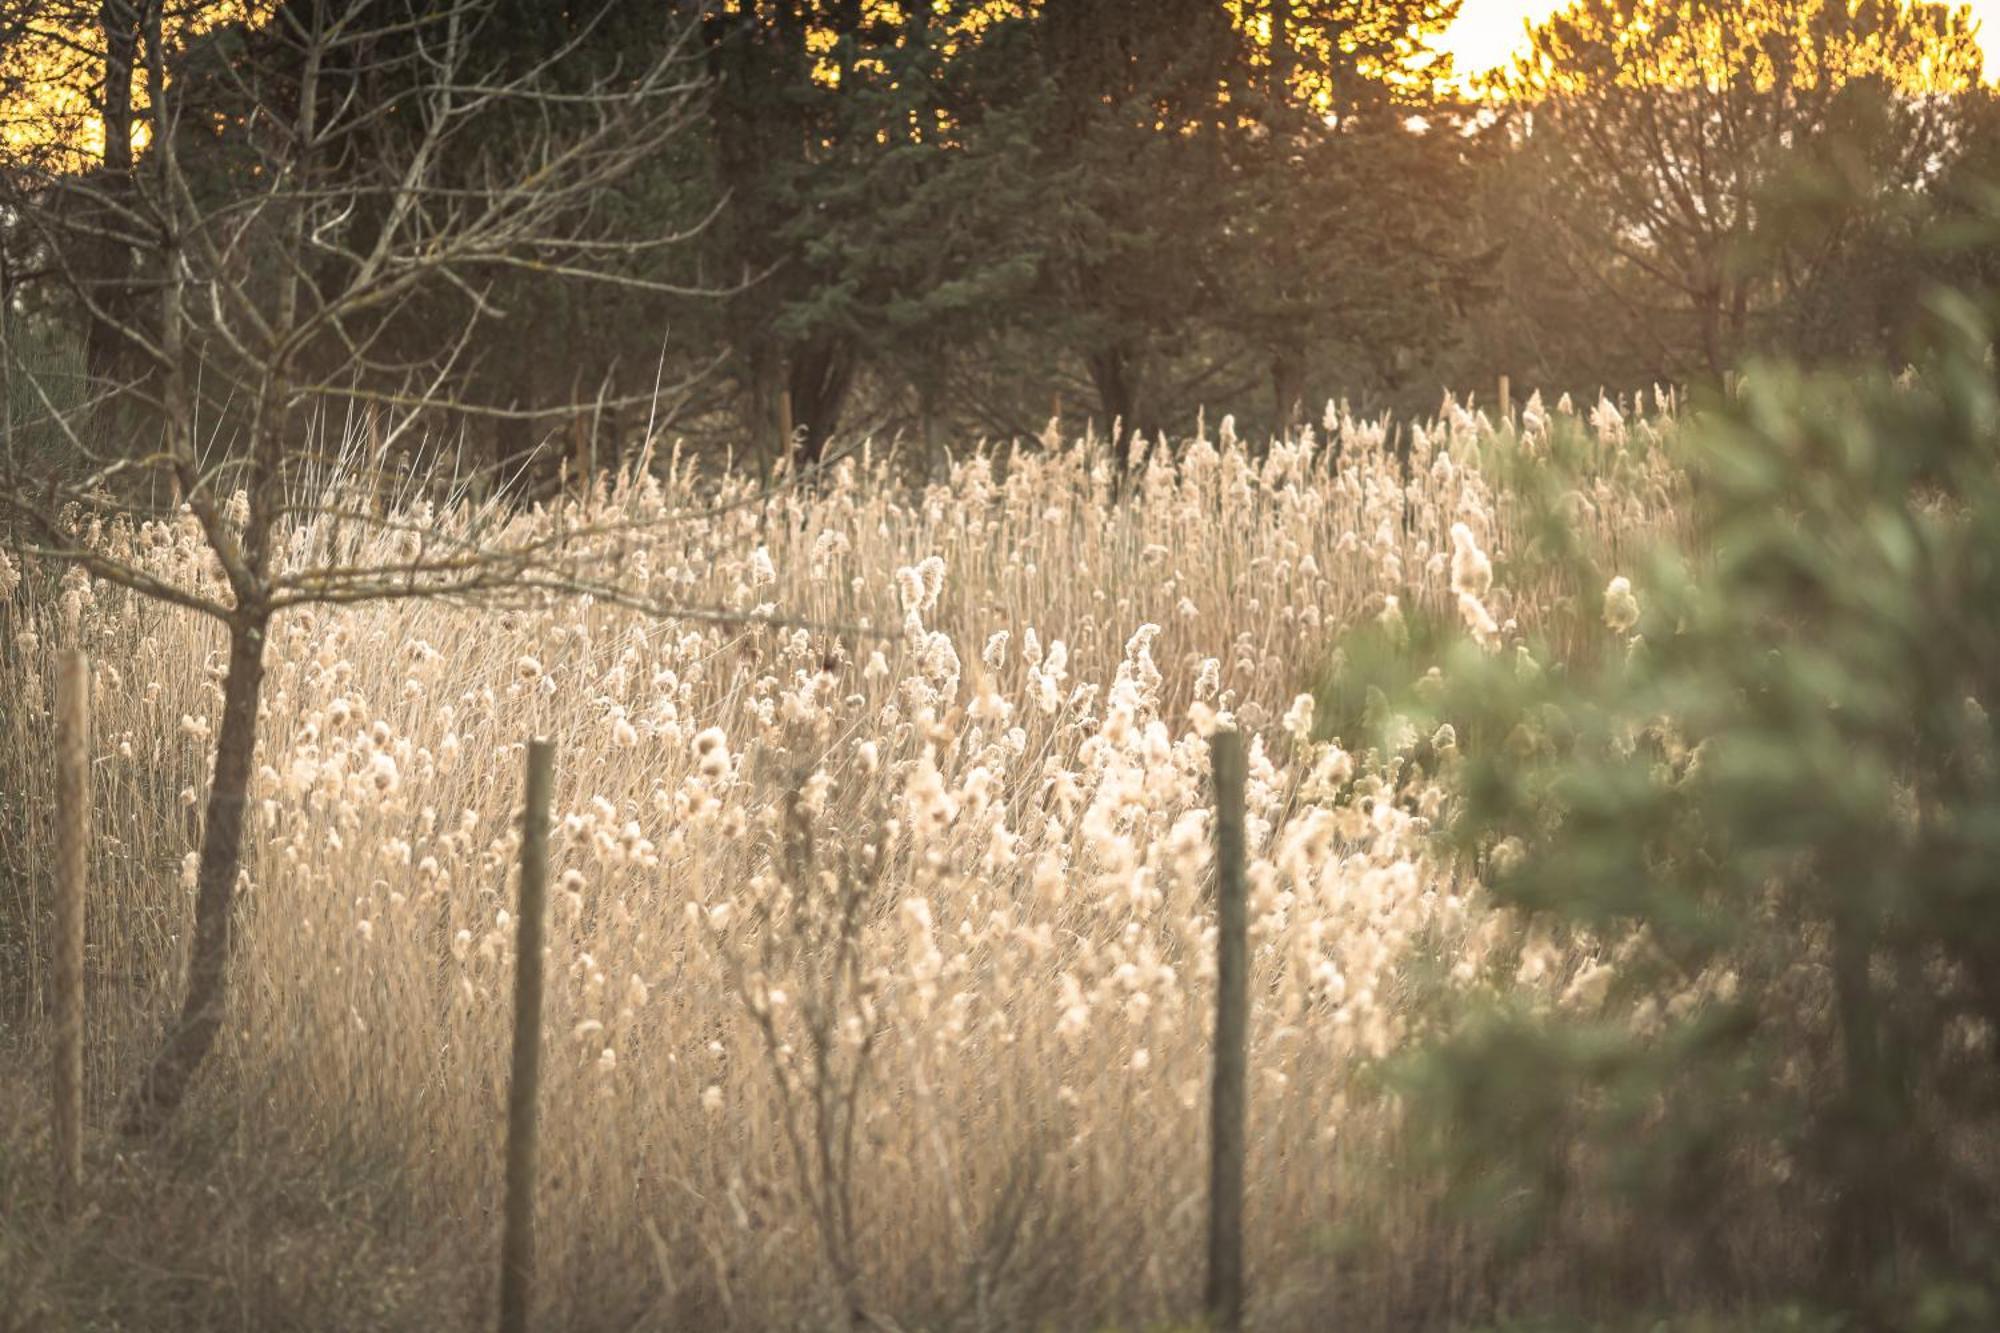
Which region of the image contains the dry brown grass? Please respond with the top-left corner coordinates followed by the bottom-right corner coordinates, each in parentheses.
top-left (0, 394), bottom-right (1690, 1330)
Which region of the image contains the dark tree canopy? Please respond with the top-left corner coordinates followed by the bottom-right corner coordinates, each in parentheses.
top-left (4, 0), bottom-right (1997, 463)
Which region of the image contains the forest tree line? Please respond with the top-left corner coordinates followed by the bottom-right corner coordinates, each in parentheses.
top-left (4, 0), bottom-right (1999, 478)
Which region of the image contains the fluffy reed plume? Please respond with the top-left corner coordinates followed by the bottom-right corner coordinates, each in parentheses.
top-left (1, 399), bottom-right (1686, 1328)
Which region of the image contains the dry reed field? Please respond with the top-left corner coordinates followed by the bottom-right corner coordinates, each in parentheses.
top-left (1, 394), bottom-right (1695, 1330)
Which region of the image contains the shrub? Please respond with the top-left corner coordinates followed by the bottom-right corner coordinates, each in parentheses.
top-left (1412, 293), bottom-right (2000, 1325)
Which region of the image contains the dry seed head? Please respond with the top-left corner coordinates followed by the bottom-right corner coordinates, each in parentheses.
top-left (1604, 575), bottom-right (1641, 635)
top-left (1448, 523), bottom-right (1492, 599)
top-left (1282, 694), bottom-right (1315, 744)
top-left (693, 727), bottom-right (731, 779)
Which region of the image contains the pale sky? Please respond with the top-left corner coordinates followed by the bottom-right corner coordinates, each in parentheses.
top-left (1438, 0), bottom-right (2000, 82)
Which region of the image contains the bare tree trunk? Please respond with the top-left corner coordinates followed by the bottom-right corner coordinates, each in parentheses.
top-left (1726, 279), bottom-right (1751, 368)
top-left (788, 338), bottom-right (855, 468)
top-left (84, 0), bottom-right (142, 398)
top-left (1825, 908), bottom-right (1896, 1308)
top-left (1696, 280), bottom-right (1727, 381)
top-left (915, 371), bottom-right (943, 459)
top-left (1087, 345), bottom-right (1145, 469)
top-left (101, 3), bottom-right (136, 167)
top-left (1271, 345), bottom-right (1304, 442)
top-left (488, 341), bottom-right (543, 484)
top-left (494, 407), bottom-right (532, 482)
top-left (744, 340), bottom-right (789, 463)
top-left (122, 614), bottom-right (268, 1134)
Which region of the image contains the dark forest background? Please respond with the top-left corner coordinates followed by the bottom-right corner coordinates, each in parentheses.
top-left (5, 0), bottom-right (2000, 478)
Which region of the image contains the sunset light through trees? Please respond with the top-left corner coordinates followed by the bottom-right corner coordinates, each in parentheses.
top-left (6, 3), bottom-right (2000, 1330)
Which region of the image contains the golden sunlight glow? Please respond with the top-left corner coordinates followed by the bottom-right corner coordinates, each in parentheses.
top-left (1438, 0), bottom-right (1567, 77)
top-left (1441, 0), bottom-right (2000, 82)
top-left (0, 2), bottom-right (260, 167)
top-left (7, 0), bottom-right (2000, 168)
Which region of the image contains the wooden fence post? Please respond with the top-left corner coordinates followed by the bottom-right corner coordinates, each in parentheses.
top-left (499, 739), bottom-right (554, 1333)
top-left (53, 648), bottom-right (89, 1216)
top-left (1206, 729), bottom-right (1249, 1333)
top-left (1497, 374), bottom-right (1512, 428)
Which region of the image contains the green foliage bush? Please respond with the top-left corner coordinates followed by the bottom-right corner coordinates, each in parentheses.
top-left (1403, 289), bottom-right (2000, 1326)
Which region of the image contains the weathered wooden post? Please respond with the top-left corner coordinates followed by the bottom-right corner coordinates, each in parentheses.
top-left (499, 739), bottom-right (554, 1333)
top-left (1206, 729), bottom-right (1249, 1333)
top-left (1497, 374), bottom-right (1512, 428)
top-left (53, 648), bottom-right (89, 1216)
